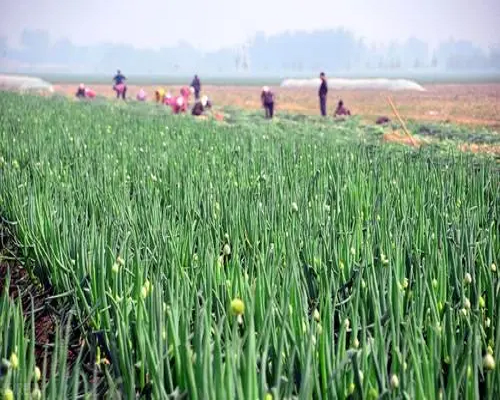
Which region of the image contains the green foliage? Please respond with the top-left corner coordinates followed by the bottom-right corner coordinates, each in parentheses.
top-left (0, 92), bottom-right (499, 399)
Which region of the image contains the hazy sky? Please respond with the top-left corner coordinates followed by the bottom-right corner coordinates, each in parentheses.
top-left (1, 0), bottom-right (499, 51)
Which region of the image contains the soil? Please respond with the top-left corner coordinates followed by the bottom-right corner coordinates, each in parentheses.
top-left (0, 228), bottom-right (80, 374)
top-left (54, 83), bottom-right (500, 128)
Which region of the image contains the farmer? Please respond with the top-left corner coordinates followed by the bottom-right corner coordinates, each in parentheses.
top-left (261, 86), bottom-right (275, 119)
top-left (170, 87), bottom-right (191, 114)
top-left (318, 72), bottom-right (328, 117)
top-left (112, 69), bottom-right (127, 100)
top-left (76, 83), bottom-right (86, 98)
top-left (163, 91), bottom-right (173, 105)
top-left (376, 116), bottom-right (391, 125)
top-left (192, 95), bottom-right (212, 116)
top-left (334, 100), bottom-right (351, 117)
top-left (155, 88), bottom-right (165, 103)
top-left (136, 88), bottom-right (147, 102)
top-left (191, 75), bottom-right (201, 100)
top-left (76, 84), bottom-right (95, 99)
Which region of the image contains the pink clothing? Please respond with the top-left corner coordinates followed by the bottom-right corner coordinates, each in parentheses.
top-left (85, 88), bottom-right (96, 98)
top-left (114, 83), bottom-right (126, 94)
top-left (169, 87), bottom-right (191, 114)
top-left (136, 89), bottom-right (147, 101)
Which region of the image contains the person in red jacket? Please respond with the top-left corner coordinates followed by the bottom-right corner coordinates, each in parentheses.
top-left (170, 87), bottom-right (191, 114)
top-left (75, 84), bottom-right (95, 99)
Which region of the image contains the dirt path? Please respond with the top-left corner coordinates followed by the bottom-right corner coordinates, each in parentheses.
top-left (54, 83), bottom-right (500, 128)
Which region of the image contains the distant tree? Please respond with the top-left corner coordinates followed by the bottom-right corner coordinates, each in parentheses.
top-left (431, 54), bottom-right (438, 68)
top-left (436, 39), bottom-right (488, 70)
top-left (489, 45), bottom-right (500, 69)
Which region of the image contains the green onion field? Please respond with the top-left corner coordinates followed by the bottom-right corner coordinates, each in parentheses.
top-left (1, 92), bottom-right (499, 399)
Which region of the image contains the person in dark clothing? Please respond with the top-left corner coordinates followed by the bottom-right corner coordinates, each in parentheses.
top-left (334, 100), bottom-right (351, 117)
top-left (191, 75), bottom-right (201, 100)
top-left (318, 72), bottom-right (328, 116)
top-left (261, 86), bottom-right (275, 118)
top-left (192, 96), bottom-right (212, 116)
top-left (376, 116), bottom-right (391, 125)
top-left (113, 70), bottom-right (127, 100)
top-left (113, 70), bottom-right (126, 85)
top-left (76, 83), bottom-right (86, 98)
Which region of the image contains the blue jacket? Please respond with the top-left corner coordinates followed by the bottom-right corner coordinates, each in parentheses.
top-left (319, 80), bottom-right (328, 97)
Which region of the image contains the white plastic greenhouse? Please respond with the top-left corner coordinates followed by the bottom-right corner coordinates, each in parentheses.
top-left (0, 74), bottom-right (54, 93)
top-left (280, 78), bottom-right (426, 91)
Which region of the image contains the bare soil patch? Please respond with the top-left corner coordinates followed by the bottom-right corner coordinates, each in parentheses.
top-left (54, 83), bottom-right (500, 128)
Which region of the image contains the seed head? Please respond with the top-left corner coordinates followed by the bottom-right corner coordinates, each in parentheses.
top-left (230, 298), bottom-right (245, 316)
top-left (111, 262), bottom-right (120, 273)
top-left (313, 309), bottom-right (320, 322)
top-left (485, 317), bottom-right (491, 328)
top-left (491, 263), bottom-right (497, 272)
top-left (264, 393), bottom-right (273, 400)
top-left (347, 382), bottom-right (355, 395)
top-left (217, 255), bottom-right (224, 268)
top-left (34, 366), bottom-right (41, 381)
top-left (464, 298), bottom-right (471, 310)
top-left (353, 337), bottom-right (360, 349)
top-left (432, 279), bottom-right (438, 289)
top-left (464, 273), bottom-right (472, 284)
top-left (479, 296), bottom-right (485, 308)
top-left (343, 318), bottom-right (350, 329)
top-left (32, 388), bottom-right (42, 400)
top-left (483, 353), bottom-right (495, 370)
top-left (291, 202), bottom-right (298, 212)
top-left (116, 256), bottom-right (125, 266)
top-left (402, 278), bottom-right (409, 289)
top-left (223, 244), bottom-right (231, 256)
top-left (9, 353), bottom-right (18, 369)
top-left (390, 374), bottom-right (399, 389)
top-left (3, 389), bottom-right (14, 400)
top-left (368, 388), bottom-right (378, 399)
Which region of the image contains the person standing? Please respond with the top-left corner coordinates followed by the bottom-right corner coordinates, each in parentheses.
top-left (112, 70), bottom-right (127, 100)
top-left (261, 86), bottom-right (275, 119)
top-left (191, 75), bottom-right (201, 100)
top-left (318, 72), bottom-right (328, 117)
